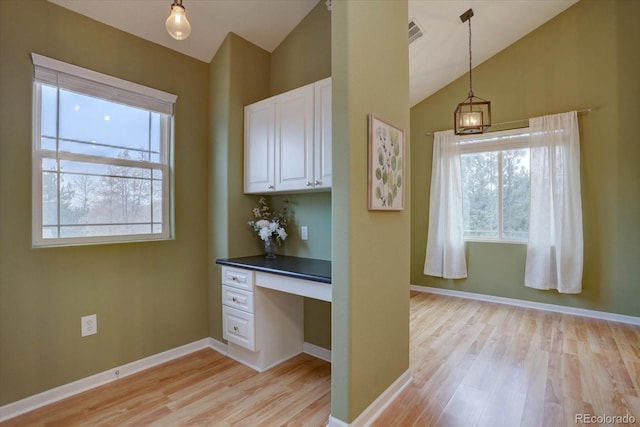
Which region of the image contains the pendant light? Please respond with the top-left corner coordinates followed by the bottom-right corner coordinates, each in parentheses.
top-left (454, 9), bottom-right (491, 135)
top-left (166, 0), bottom-right (191, 41)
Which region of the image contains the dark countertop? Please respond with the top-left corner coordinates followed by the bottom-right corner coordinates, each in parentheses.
top-left (215, 255), bottom-right (331, 284)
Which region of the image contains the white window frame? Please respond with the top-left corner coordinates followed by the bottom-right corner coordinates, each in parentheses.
top-left (459, 127), bottom-right (531, 244)
top-left (31, 53), bottom-right (177, 247)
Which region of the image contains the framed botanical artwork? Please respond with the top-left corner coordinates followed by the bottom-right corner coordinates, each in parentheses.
top-left (368, 114), bottom-right (405, 211)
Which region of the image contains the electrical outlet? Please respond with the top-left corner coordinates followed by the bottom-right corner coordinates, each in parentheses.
top-left (81, 314), bottom-right (97, 337)
top-left (301, 226), bottom-right (308, 241)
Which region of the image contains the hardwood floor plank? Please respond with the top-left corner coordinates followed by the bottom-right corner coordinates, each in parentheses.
top-left (3, 292), bottom-right (639, 427)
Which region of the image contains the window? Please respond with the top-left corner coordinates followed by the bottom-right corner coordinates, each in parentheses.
top-left (31, 53), bottom-right (177, 247)
top-left (459, 129), bottom-right (530, 242)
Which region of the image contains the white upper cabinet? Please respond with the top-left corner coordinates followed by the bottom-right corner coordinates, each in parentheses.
top-left (274, 83), bottom-right (314, 191)
top-left (244, 97), bottom-right (275, 194)
top-left (244, 77), bottom-right (332, 194)
top-left (313, 77), bottom-right (332, 189)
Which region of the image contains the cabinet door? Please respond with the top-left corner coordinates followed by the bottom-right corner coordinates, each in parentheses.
top-left (244, 98), bottom-right (275, 194)
top-left (314, 77), bottom-right (332, 189)
top-left (274, 84), bottom-right (314, 192)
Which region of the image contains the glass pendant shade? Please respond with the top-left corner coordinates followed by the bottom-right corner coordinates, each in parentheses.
top-left (454, 94), bottom-right (491, 135)
top-left (166, 2), bottom-right (191, 40)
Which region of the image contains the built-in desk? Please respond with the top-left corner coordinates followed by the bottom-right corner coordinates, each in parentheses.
top-left (215, 256), bottom-right (331, 371)
top-left (216, 255), bottom-right (331, 301)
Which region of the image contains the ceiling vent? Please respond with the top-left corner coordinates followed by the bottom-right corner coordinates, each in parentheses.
top-left (408, 18), bottom-right (424, 44)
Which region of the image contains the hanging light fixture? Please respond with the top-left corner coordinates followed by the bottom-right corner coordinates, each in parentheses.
top-left (166, 0), bottom-right (191, 41)
top-left (454, 9), bottom-right (491, 135)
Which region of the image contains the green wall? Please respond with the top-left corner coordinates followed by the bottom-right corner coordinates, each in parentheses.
top-left (331, 0), bottom-right (410, 423)
top-left (270, 0), bottom-right (332, 96)
top-left (0, 0), bottom-right (210, 405)
top-left (411, 0), bottom-right (640, 317)
top-left (208, 33), bottom-right (271, 341)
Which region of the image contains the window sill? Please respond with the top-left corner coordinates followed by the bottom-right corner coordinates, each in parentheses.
top-left (464, 238), bottom-right (528, 245)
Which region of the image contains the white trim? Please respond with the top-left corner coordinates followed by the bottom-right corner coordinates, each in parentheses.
top-left (303, 342), bottom-right (332, 362)
top-left (410, 285), bottom-right (640, 326)
top-left (207, 337), bottom-right (229, 356)
top-left (0, 338), bottom-right (211, 422)
top-left (327, 369), bottom-right (412, 427)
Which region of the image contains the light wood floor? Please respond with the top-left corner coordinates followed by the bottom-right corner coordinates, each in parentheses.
top-left (374, 292), bottom-right (640, 427)
top-left (3, 292), bottom-right (639, 426)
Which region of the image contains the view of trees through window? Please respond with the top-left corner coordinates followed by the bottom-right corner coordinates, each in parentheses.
top-left (37, 85), bottom-right (168, 241)
top-left (461, 148), bottom-right (530, 241)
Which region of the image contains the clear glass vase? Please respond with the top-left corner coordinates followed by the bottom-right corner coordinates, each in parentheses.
top-left (264, 237), bottom-right (278, 259)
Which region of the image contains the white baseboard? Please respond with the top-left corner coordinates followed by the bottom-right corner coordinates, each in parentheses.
top-left (303, 342), bottom-right (332, 362)
top-left (207, 337), bottom-right (229, 356)
top-left (410, 284), bottom-right (640, 326)
top-left (0, 337), bottom-right (332, 422)
top-left (0, 338), bottom-right (212, 422)
top-left (328, 369), bottom-right (412, 427)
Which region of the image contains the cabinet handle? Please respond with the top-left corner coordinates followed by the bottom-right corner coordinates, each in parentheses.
top-left (268, 185), bottom-right (275, 190)
top-left (233, 326), bottom-right (239, 332)
top-left (231, 276), bottom-right (238, 281)
top-left (232, 297), bottom-right (238, 302)
top-left (306, 181), bottom-right (313, 187)
top-left (314, 180), bottom-right (321, 186)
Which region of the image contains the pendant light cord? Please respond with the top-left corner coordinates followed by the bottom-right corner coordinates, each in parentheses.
top-left (468, 17), bottom-right (473, 98)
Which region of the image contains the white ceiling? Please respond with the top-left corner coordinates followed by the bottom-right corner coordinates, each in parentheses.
top-left (49, 0), bottom-right (578, 107)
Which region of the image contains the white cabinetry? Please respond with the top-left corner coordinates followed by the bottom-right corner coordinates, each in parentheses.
top-left (222, 266), bottom-right (256, 350)
top-left (313, 77), bottom-right (332, 189)
top-left (244, 78), bottom-right (331, 194)
top-left (244, 98), bottom-right (275, 194)
top-left (275, 84), bottom-right (314, 191)
top-left (221, 266), bottom-right (303, 372)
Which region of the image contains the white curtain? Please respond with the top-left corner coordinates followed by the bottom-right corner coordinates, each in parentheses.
top-left (424, 130), bottom-right (467, 279)
top-left (525, 111), bottom-right (583, 293)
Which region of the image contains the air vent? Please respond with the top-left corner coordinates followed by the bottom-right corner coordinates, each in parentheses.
top-left (408, 18), bottom-right (424, 44)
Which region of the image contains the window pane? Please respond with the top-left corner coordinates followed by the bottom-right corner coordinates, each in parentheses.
top-left (39, 160), bottom-right (163, 239)
top-left (58, 89), bottom-right (151, 160)
top-left (42, 172), bottom-right (58, 226)
top-left (461, 152), bottom-right (499, 238)
top-left (42, 226), bottom-right (58, 239)
top-left (502, 149), bottom-right (530, 240)
top-left (41, 137), bottom-right (56, 151)
top-left (150, 113), bottom-right (161, 157)
top-left (59, 224), bottom-right (153, 238)
top-left (40, 84), bottom-right (57, 138)
top-left (152, 178), bottom-right (163, 223)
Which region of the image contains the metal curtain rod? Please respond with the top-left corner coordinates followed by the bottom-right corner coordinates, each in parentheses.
top-left (425, 107), bottom-right (595, 136)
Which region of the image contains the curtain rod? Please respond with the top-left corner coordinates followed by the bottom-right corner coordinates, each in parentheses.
top-left (425, 108), bottom-right (595, 136)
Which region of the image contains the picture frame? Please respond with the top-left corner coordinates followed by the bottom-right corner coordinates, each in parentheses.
top-left (368, 113), bottom-right (405, 211)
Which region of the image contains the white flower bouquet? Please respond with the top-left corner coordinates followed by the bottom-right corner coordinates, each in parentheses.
top-left (248, 197), bottom-right (288, 245)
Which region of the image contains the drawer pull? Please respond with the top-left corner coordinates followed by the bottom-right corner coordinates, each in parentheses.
top-left (232, 297), bottom-right (238, 302)
top-left (231, 276), bottom-right (238, 281)
top-left (233, 326), bottom-right (239, 332)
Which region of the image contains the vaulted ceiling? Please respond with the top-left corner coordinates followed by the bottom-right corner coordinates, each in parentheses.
top-left (50, 0), bottom-right (577, 106)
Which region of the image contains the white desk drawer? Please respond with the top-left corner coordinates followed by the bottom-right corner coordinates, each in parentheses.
top-left (222, 267), bottom-right (254, 291)
top-left (223, 306), bottom-right (256, 351)
top-left (222, 285), bottom-right (254, 313)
